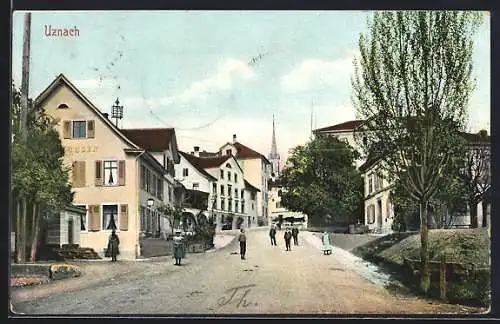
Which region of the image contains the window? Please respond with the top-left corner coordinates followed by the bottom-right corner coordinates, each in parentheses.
top-left (140, 166), bottom-right (146, 190)
top-left (103, 161), bottom-right (118, 186)
top-left (221, 198), bottom-right (225, 210)
top-left (157, 178), bottom-right (163, 199)
top-left (183, 168), bottom-right (189, 177)
top-left (368, 175), bottom-right (373, 195)
top-left (220, 169), bottom-right (224, 179)
top-left (212, 183), bottom-right (217, 194)
top-left (72, 121), bottom-right (87, 138)
top-left (226, 149), bottom-right (232, 156)
top-left (193, 183), bottom-right (199, 190)
top-left (235, 201), bottom-right (239, 213)
top-left (220, 185), bottom-right (225, 196)
top-left (228, 171), bottom-right (231, 181)
top-left (145, 169), bottom-right (151, 192)
top-left (251, 192), bottom-right (256, 200)
top-left (58, 103), bottom-right (69, 109)
top-left (241, 201), bottom-right (245, 214)
top-left (226, 163), bottom-right (232, 168)
top-left (241, 190), bottom-right (244, 199)
top-left (234, 188), bottom-right (238, 198)
top-left (228, 200), bottom-right (232, 212)
top-left (252, 203), bottom-right (254, 210)
top-left (234, 174), bottom-right (238, 183)
top-left (102, 204), bottom-right (118, 230)
top-left (228, 185), bottom-right (232, 196)
top-left (278, 189), bottom-right (282, 197)
top-left (75, 205), bottom-right (87, 231)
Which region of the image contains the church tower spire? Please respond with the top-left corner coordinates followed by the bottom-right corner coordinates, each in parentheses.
top-left (269, 114), bottom-right (281, 178)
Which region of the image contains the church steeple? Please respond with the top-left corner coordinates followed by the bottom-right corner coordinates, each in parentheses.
top-left (269, 114), bottom-right (281, 178)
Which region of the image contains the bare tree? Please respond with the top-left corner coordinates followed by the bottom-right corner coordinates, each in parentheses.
top-left (460, 131), bottom-right (491, 228)
top-left (352, 11), bottom-right (483, 293)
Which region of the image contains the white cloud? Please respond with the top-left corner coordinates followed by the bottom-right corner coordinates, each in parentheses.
top-left (122, 59), bottom-right (256, 110)
top-left (281, 52), bottom-right (357, 92)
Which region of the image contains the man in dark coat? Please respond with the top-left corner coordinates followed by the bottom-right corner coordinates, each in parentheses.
top-left (107, 230), bottom-right (120, 262)
top-left (292, 226), bottom-right (299, 246)
top-left (238, 229), bottom-right (247, 260)
top-left (269, 225), bottom-right (277, 246)
top-left (284, 228), bottom-right (292, 251)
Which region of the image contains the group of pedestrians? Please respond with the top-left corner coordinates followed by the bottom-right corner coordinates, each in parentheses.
top-left (269, 224), bottom-right (300, 251)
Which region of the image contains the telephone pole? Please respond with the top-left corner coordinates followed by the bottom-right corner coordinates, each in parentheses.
top-left (20, 12), bottom-right (31, 142)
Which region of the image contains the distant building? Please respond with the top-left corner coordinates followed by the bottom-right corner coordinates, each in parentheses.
top-left (268, 179), bottom-right (308, 229)
top-left (268, 115), bottom-right (281, 179)
top-left (197, 135), bottom-right (271, 226)
top-left (176, 149), bottom-right (260, 230)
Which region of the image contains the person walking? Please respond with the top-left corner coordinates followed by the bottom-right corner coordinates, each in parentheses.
top-left (284, 228), bottom-right (292, 251)
top-left (269, 225), bottom-right (277, 246)
top-left (238, 228), bottom-right (247, 260)
top-left (292, 226), bottom-right (299, 246)
top-left (322, 231), bottom-right (333, 255)
top-left (173, 230), bottom-right (186, 265)
top-left (107, 230), bottom-right (120, 262)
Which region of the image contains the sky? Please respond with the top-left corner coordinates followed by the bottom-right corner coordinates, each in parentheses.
top-left (11, 11), bottom-right (490, 163)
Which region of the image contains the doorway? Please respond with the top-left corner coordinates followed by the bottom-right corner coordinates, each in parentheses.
top-left (68, 218), bottom-right (74, 244)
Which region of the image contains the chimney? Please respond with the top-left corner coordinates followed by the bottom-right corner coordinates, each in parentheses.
top-left (193, 146), bottom-right (200, 157)
top-left (233, 134), bottom-right (237, 143)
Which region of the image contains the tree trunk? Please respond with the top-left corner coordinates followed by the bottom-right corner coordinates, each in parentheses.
top-left (18, 198), bottom-right (27, 263)
top-left (419, 200), bottom-right (431, 293)
top-left (482, 201), bottom-right (488, 228)
top-left (29, 204), bottom-right (40, 262)
top-left (15, 197), bottom-right (22, 263)
top-left (469, 201), bottom-right (478, 228)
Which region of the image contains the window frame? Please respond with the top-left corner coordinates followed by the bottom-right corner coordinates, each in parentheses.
top-left (71, 120), bottom-right (88, 139)
top-left (74, 204), bottom-right (88, 232)
top-left (103, 160), bottom-right (119, 187)
top-left (101, 203), bottom-right (120, 232)
top-left (183, 168), bottom-right (189, 177)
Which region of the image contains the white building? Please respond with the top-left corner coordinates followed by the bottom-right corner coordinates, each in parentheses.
top-left (268, 179), bottom-right (308, 229)
top-left (177, 148), bottom-right (259, 230)
top-left (218, 135), bottom-right (271, 226)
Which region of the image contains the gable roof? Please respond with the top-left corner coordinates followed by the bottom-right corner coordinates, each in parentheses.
top-left (313, 120), bottom-right (364, 134)
top-left (34, 73), bottom-right (140, 150)
top-left (199, 151), bottom-right (220, 158)
top-left (179, 152), bottom-right (219, 182)
top-left (220, 141), bottom-right (271, 165)
top-left (122, 128), bottom-right (180, 163)
top-left (244, 180), bottom-right (261, 192)
top-left (34, 74), bottom-right (168, 174)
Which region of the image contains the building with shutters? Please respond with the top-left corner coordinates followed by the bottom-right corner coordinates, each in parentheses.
top-left (198, 135), bottom-right (271, 226)
top-left (176, 149), bottom-right (260, 230)
top-left (35, 74), bottom-right (173, 259)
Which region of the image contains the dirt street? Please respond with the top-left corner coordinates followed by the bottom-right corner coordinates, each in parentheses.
top-left (11, 230), bottom-right (484, 315)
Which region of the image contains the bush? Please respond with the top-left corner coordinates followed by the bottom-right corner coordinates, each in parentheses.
top-left (447, 270), bottom-right (490, 307)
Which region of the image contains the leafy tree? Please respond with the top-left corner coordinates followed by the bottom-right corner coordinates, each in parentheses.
top-left (12, 83), bottom-right (73, 262)
top-left (352, 11), bottom-right (483, 292)
top-left (280, 135), bottom-right (363, 226)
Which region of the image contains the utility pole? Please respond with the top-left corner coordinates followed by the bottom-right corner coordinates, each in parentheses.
top-left (16, 12), bottom-right (31, 263)
top-left (20, 12), bottom-right (31, 142)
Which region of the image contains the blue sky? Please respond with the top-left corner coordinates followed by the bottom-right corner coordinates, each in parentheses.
top-left (12, 11), bottom-right (490, 162)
